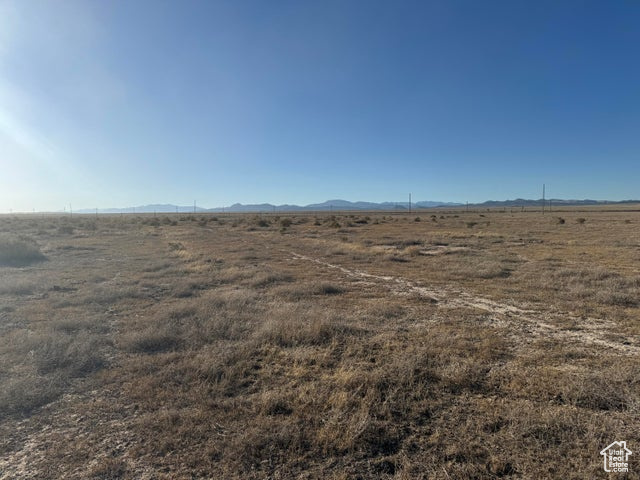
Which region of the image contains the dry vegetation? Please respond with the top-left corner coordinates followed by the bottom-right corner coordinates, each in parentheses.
top-left (0, 207), bottom-right (638, 479)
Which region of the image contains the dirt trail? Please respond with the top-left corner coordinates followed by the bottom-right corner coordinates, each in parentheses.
top-left (289, 251), bottom-right (639, 355)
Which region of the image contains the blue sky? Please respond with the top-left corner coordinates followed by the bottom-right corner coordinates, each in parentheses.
top-left (1, 0), bottom-right (638, 211)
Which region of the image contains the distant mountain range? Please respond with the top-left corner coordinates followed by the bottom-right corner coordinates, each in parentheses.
top-left (75, 198), bottom-right (639, 214)
top-left (77, 199), bottom-right (461, 214)
top-left (207, 199), bottom-right (462, 212)
top-left (476, 198), bottom-right (639, 207)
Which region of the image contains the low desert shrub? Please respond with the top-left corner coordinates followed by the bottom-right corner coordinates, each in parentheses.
top-left (121, 327), bottom-right (182, 354)
top-left (250, 272), bottom-right (295, 288)
top-left (0, 376), bottom-right (63, 417)
top-left (32, 331), bottom-right (107, 376)
top-left (0, 278), bottom-right (36, 295)
top-left (0, 236), bottom-right (46, 267)
top-left (259, 307), bottom-right (354, 347)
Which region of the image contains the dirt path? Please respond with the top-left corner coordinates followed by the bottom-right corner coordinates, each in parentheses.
top-left (289, 251), bottom-right (640, 355)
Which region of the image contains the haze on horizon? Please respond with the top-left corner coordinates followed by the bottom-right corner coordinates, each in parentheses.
top-left (1, 0), bottom-right (638, 213)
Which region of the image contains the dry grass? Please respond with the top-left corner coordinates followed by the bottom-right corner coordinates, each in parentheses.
top-left (551, 267), bottom-right (640, 307)
top-left (0, 208), bottom-right (639, 478)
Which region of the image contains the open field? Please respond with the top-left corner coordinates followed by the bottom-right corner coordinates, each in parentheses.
top-left (0, 207), bottom-right (638, 479)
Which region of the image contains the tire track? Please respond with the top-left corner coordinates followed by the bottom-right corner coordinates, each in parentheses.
top-left (289, 251), bottom-right (639, 355)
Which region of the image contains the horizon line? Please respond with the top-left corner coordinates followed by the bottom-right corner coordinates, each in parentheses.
top-left (3, 197), bottom-right (640, 215)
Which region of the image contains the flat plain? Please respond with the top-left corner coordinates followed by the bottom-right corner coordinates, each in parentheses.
top-left (0, 207), bottom-right (638, 479)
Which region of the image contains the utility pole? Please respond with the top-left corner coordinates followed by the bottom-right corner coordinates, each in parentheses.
top-left (409, 193), bottom-right (411, 214)
top-left (542, 184), bottom-right (545, 215)
top-left (194, 200), bottom-right (196, 214)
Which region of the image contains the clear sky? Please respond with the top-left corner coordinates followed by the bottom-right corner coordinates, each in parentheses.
top-left (1, 0), bottom-right (638, 212)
